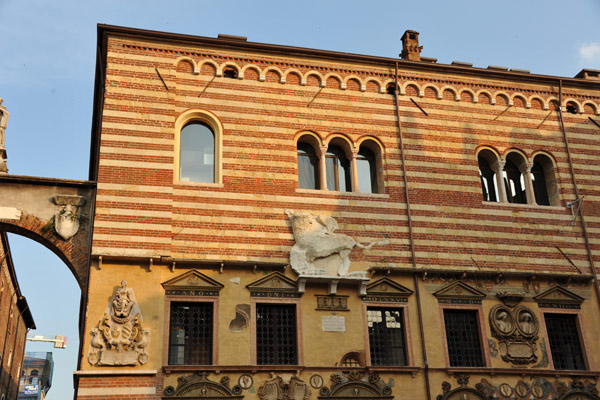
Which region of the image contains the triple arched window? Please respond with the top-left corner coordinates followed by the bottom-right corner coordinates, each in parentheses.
top-left (296, 134), bottom-right (384, 194)
top-left (175, 110), bottom-right (223, 184)
top-left (477, 148), bottom-right (559, 206)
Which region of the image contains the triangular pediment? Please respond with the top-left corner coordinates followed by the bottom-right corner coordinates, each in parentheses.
top-left (162, 269), bottom-right (224, 291)
top-left (534, 286), bottom-right (584, 305)
top-left (247, 271), bottom-right (298, 295)
top-left (434, 281), bottom-right (486, 303)
top-left (366, 278), bottom-right (413, 297)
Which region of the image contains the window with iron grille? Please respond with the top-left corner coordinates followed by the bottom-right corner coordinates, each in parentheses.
top-left (367, 307), bottom-right (407, 365)
top-left (545, 313), bottom-right (586, 370)
top-left (168, 302), bottom-right (213, 365)
top-left (443, 309), bottom-right (484, 367)
top-left (256, 304), bottom-right (297, 365)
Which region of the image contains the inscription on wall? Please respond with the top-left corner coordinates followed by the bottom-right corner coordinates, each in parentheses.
top-left (321, 316), bottom-right (346, 332)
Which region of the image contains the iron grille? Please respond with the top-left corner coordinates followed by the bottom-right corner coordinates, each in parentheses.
top-left (256, 304), bottom-right (297, 365)
top-left (367, 307), bottom-right (407, 365)
top-left (544, 313), bottom-right (585, 370)
top-left (444, 309), bottom-right (484, 367)
top-left (169, 302), bottom-right (213, 365)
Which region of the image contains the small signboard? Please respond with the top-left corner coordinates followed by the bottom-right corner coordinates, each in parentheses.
top-left (23, 384), bottom-right (39, 395)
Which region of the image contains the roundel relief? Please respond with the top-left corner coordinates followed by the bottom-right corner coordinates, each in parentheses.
top-left (489, 304), bottom-right (539, 365)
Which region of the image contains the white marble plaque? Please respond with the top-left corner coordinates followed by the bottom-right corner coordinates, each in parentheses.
top-left (0, 207), bottom-right (20, 221)
top-left (321, 316), bottom-right (345, 332)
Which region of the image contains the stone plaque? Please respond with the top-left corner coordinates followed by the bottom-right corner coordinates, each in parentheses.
top-left (321, 316), bottom-right (345, 332)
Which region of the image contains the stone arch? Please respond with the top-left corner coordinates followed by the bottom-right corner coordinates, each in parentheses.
top-left (494, 91), bottom-right (512, 106)
top-left (441, 86), bottom-right (459, 101)
top-left (284, 68), bottom-right (305, 85)
top-left (403, 82), bottom-right (420, 97)
top-left (240, 64), bottom-right (261, 81)
top-left (511, 94), bottom-right (528, 108)
top-left (198, 60), bottom-right (219, 76)
top-left (460, 88), bottom-right (476, 103)
top-left (528, 95), bottom-right (546, 110)
top-left (217, 61), bottom-right (242, 78)
top-left (294, 130), bottom-right (324, 147)
top-left (304, 71), bottom-right (324, 87)
top-left (422, 84), bottom-right (440, 99)
top-left (263, 66), bottom-right (285, 83)
top-left (0, 177), bottom-right (95, 289)
top-left (547, 96), bottom-right (560, 111)
top-left (582, 101), bottom-right (599, 115)
top-left (476, 89), bottom-right (493, 105)
top-left (564, 98), bottom-right (583, 114)
top-left (324, 132), bottom-right (355, 151)
top-left (344, 75), bottom-right (364, 91)
top-left (364, 78), bottom-right (382, 93)
top-left (476, 145), bottom-right (501, 159)
top-left (174, 56), bottom-right (198, 75)
top-left (382, 79), bottom-right (397, 94)
top-left (503, 147), bottom-right (529, 163)
top-left (323, 73), bottom-right (343, 89)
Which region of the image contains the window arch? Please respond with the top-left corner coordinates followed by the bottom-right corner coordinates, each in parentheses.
top-left (503, 152), bottom-right (528, 205)
top-left (174, 110), bottom-right (223, 184)
top-left (357, 139), bottom-right (383, 194)
top-left (325, 141), bottom-right (351, 192)
top-left (297, 134), bottom-right (321, 190)
top-left (531, 153), bottom-right (559, 206)
top-left (477, 149), bottom-right (500, 202)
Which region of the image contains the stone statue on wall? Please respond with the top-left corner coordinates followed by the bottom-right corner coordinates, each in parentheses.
top-left (88, 281), bottom-right (151, 366)
top-left (285, 210), bottom-right (388, 277)
top-left (489, 304), bottom-right (539, 365)
top-left (0, 98), bottom-right (9, 173)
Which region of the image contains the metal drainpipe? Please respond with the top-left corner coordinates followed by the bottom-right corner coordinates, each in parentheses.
top-left (394, 61), bottom-right (432, 400)
top-left (557, 80), bottom-right (600, 306)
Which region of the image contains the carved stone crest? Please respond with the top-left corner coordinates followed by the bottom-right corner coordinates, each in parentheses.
top-left (258, 375), bottom-right (310, 400)
top-left (285, 210), bottom-right (388, 277)
top-left (489, 304), bottom-right (538, 364)
top-left (52, 195), bottom-right (85, 240)
top-left (88, 281), bottom-right (151, 366)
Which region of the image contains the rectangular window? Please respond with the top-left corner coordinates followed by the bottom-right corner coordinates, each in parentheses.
top-left (367, 307), bottom-right (407, 365)
top-left (545, 313), bottom-right (585, 370)
top-left (168, 302), bottom-right (213, 365)
top-left (256, 303), bottom-right (297, 365)
top-left (444, 309), bottom-right (484, 367)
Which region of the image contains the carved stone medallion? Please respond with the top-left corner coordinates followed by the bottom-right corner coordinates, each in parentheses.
top-left (258, 375), bottom-right (310, 400)
top-left (88, 281), bottom-right (151, 366)
top-left (489, 304), bottom-right (538, 364)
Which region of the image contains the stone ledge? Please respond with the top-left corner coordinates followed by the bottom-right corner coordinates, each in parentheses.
top-left (73, 369), bottom-right (157, 376)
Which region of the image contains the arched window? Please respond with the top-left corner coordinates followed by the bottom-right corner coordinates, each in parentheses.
top-left (174, 110), bottom-right (223, 184)
top-left (297, 139), bottom-right (320, 190)
top-left (179, 122), bottom-right (215, 183)
top-left (477, 150), bottom-right (499, 202)
top-left (325, 144), bottom-right (351, 192)
top-left (357, 142), bottom-right (382, 194)
top-left (531, 154), bottom-right (559, 206)
top-left (503, 153), bottom-right (527, 204)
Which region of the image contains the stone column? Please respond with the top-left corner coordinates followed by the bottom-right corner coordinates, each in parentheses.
top-left (350, 150), bottom-right (359, 192)
top-left (494, 160), bottom-right (507, 203)
top-left (318, 145), bottom-right (328, 191)
top-left (523, 163), bottom-right (535, 205)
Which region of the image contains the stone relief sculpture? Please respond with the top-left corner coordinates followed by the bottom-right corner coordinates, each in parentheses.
top-left (0, 98), bottom-right (9, 173)
top-left (489, 304), bottom-right (539, 365)
top-left (258, 375), bottom-right (310, 400)
top-left (52, 195), bottom-right (85, 240)
top-left (285, 210), bottom-right (388, 277)
top-left (88, 281), bottom-right (151, 366)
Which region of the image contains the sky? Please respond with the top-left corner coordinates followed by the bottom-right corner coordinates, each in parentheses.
top-left (1, 0), bottom-right (599, 398)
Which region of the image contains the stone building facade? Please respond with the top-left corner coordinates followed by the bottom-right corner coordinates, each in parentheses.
top-left (77, 25), bottom-right (600, 400)
top-left (0, 232), bottom-right (35, 400)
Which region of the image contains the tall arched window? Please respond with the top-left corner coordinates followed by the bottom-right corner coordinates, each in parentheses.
top-left (532, 154), bottom-right (559, 206)
top-left (325, 144), bottom-right (351, 192)
top-left (503, 153), bottom-right (527, 204)
top-left (477, 150), bottom-right (499, 202)
top-left (297, 141), bottom-right (320, 190)
top-left (179, 122), bottom-right (215, 183)
top-left (357, 146), bottom-right (379, 194)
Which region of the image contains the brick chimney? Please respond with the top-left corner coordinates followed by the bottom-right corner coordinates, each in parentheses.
top-left (401, 30), bottom-right (422, 61)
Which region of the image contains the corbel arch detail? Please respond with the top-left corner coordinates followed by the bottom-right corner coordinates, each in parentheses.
top-left (582, 100), bottom-right (599, 115)
top-left (511, 94), bottom-right (529, 108)
top-left (323, 73), bottom-right (344, 89)
top-left (459, 88), bottom-right (476, 103)
top-left (402, 82), bottom-right (421, 97)
top-left (304, 71), bottom-right (325, 87)
top-left (382, 79), bottom-right (397, 94)
top-left (284, 68), bottom-right (305, 85)
top-left (423, 84), bottom-right (442, 99)
top-left (240, 64), bottom-right (261, 81)
top-left (218, 61), bottom-right (242, 79)
top-left (564, 98), bottom-right (583, 114)
top-left (198, 59), bottom-right (220, 76)
top-left (494, 91), bottom-right (512, 106)
top-left (263, 66), bottom-right (285, 83)
top-left (441, 86), bottom-right (459, 101)
top-left (475, 89), bottom-right (494, 105)
top-left (344, 75), bottom-right (365, 91)
top-left (174, 56), bottom-right (199, 75)
top-left (364, 77), bottom-right (383, 93)
top-left (528, 95), bottom-right (547, 110)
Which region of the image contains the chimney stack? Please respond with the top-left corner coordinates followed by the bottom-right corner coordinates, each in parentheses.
top-left (401, 30), bottom-right (422, 61)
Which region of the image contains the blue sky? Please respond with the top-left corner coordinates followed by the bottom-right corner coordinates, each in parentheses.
top-left (1, 0), bottom-right (599, 398)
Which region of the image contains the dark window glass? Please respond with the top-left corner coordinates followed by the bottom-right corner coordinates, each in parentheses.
top-left (180, 122), bottom-right (214, 183)
top-left (256, 304), bottom-right (297, 365)
top-left (531, 161), bottom-right (550, 206)
top-left (503, 159), bottom-right (527, 204)
top-left (169, 302), bottom-right (213, 365)
top-left (297, 142), bottom-right (320, 189)
top-left (545, 313), bottom-right (585, 370)
top-left (478, 156), bottom-right (498, 202)
top-left (444, 309), bottom-right (484, 367)
top-left (325, 145), bottom-right (351, 192)
top-left (367, 307), bottom-right (407, 365)
top-left (357, 147), bottom-right (379, 193)
top-left (223, 68), bottom-right (238, 79)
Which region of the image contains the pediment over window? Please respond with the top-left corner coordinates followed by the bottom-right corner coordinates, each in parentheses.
top-left (434, 282), bottom-right (486, 304)
top-left (364, 278), bottom-right (413, 302)
top-left (162, 270), bottom-right (224, 296)
top-left (534, 286), bottom-right (584, 309)
top-left (247, 272), bottom-right (300, 297)
top-left (318, 372), bottom-right (393, 400)
top-left (163, 372), bottom-right (243, 399)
